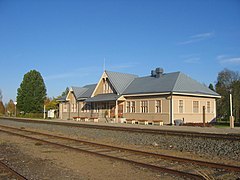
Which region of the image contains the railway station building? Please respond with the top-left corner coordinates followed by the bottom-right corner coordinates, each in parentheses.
top-left (58, 68), bottom-right (220, 125)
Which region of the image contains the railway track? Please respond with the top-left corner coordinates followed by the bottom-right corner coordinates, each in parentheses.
top-left (1, 117), bottom-right (240, 141)
top-left (0, 124), bottom-right (239, 179)
top-left (0, 159), bottom-right (27, 180)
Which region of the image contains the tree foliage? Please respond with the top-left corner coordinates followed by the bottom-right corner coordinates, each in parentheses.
top-left (0, 89), bottom-right (4, 115)
top-left (61, 87), bottom-right (69, 97)
top-left (208, 83), bottom-right (215, 91)
top-left (17, 70), bottom-right (47, 113)
top-left (0, 89), bottom-right (2, 101)
top-left (6, 99), bottom-right (15, 116)
top-left (44, 97), bottom-right (59, 111)
top-left (0, 101), bottom-right (5, 115)
top-left (215, 68), bottom-right (240, 121)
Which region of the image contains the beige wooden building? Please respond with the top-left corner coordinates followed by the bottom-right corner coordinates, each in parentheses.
top-left (58, 68), bottom-right (220, 124)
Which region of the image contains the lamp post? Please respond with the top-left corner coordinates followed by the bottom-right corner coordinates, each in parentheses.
top-left (14, 102), bottom-right (17, 117)
top-left (44, 105), bottom-right (46, 119)
top-left (229, 89), bottom-right (234, 128)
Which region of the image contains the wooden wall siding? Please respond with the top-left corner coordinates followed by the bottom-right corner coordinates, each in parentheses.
top-left (172, 95), bottom-right (216, 123)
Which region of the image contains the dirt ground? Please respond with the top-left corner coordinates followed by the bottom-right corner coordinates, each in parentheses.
top-left (0, 133), bottom-right (177, 180)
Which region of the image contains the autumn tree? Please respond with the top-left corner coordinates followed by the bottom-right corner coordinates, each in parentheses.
top-left (0, 89), bottom-right (2, 101)
top-left (0, 101), bottom-right (5, 115)
top-left (44, 97), bottom-right (59, 111)
top-left (17, 70), bottom-right (47, 113)
top-left (215, 69), bottom-right (240, 121)
top-left (0, 89), bottom-right (5, 115)
top-left (0, 89), bottom-right (3, 113)
top-left (6, 99), bottom-right (15, 116)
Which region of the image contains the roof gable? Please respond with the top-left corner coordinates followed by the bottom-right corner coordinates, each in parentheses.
top-left (105, 71), bottom-right (138, 95)
top-left (71, 86), bottom-right (88, 99)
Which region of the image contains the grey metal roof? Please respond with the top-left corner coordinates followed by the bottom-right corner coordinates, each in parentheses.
top-left (56, 95), bottom-right (67, 102)
top-left (85, 93), bottom-right (120, 102)
top-left (123, 72), bottom-right (179, 94)
top-left (72, 86), bottom-right (88, 99)
top-left (59, 84), bottom-right (97, 102)
top-left (105, 71), bottom-right (138, 95)
top-left (123, 72), bottom-right (219, 96)
top-left (172, 73), bottom-right (219, 96)
top-left (79, 84), bottom-right (97, 99)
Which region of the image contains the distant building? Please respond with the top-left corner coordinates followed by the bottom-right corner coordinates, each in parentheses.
top-left (58, 68), bottom-right (220, 124)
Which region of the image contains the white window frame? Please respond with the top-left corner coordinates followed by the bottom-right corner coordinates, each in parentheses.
top-left (126, 101), bottom-right (131, 113)
top-left (192, 101), bottom-right (199, 113)
top-left (155, 100), bottom-right (162, 113)
top-left (63, 103), bottom-right (68, 112)
top-left (131, 101), bottom-right (136, 113)
top-left (178, 100), bottom-right (184, 113)
top-left (140, 100), bottom-right (148, 113)
top-left (207, 101), bottom-right (211, 113)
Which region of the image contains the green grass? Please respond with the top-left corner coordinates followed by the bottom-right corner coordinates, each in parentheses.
top-left (213, 122), bottom-right (240, 128)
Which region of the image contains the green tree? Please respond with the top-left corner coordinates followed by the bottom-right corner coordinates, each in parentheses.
top-left (208, 83), bottom-right (215, 91)
top-left (17, 70), bottom-right (47, 113)
top-left (6, 99), bottom-right (15, 116)
top-left (215, 69), bottom-right (240, 121)
top-left (61, 87), bottom-right (69, 97)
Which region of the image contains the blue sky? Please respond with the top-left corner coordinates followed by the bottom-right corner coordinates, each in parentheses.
top-left (0, 0), bottom-right (240, 104)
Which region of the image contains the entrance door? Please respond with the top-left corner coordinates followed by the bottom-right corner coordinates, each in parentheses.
top-left (118, 104), bottom-right (123, 118)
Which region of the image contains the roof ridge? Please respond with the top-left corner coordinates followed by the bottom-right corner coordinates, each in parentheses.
top-left (105, 70), bottom-right (138, 77)
top-left (171, 71), bottom-right (182, 92)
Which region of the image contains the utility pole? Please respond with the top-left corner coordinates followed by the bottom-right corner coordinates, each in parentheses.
top-left (203, 106), bottom-right (206, 127)
top-left (229, 90), bottom-right (234, 128)
top-left (14, 102), bottom-right (17, 117)
top-left (44, 105), bottom-right (46, 119)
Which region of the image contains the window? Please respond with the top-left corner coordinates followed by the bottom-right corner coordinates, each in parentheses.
top-left (126, 101), bottom-right (131, 113)
top-left (103, 78), bottom-right (112, 94)
top-left (155, 100), bottom-right (161, 113)
top-left (179, 100), bottom-right (184, 113)
top-left (63, 103), bottom-right (68, 112)
top-left (131, 101), bottom-right (135, 113)
top-left (193, 101), bottom-right (199, 113)
top-left (82, 103), bottom-right (91, 112)
top-left (141, 101), bottom-right (148, 113)
top-left (207, 101), bottom-right (211, 113)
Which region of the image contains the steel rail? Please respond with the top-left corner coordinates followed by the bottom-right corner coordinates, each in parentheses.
top-left (0, 126), bottom-right (204, 179)
top-left (1, 117), bottom-right (240, 141)
top-left (0, 160), bottom-right (27, 180)
top-left (0, 124), bottom-right (240, 173)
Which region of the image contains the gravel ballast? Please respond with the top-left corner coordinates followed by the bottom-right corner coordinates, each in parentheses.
top-left (0, 119), bottom-right (239, 163)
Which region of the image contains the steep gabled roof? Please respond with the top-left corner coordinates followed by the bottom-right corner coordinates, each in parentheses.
top-left (105, 71), bottom-right (138, 95)
top-left (59, 84), bottom-right (97, 102)
top-left (71, 86), bottom-right (88, 99)
top-left (123, 72), bottom-right (219, 97)
top-left (56, 95), bottom-right (67, 102)
top-left (77, 84), bottom-right (96, 99)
